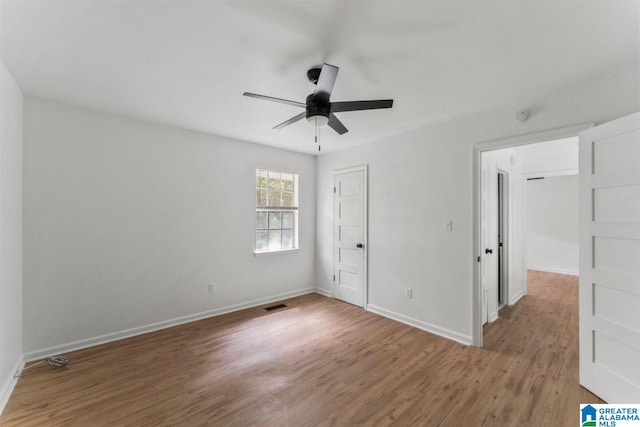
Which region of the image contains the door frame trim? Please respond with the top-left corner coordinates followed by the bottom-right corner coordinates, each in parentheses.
top-left (333, 164), bottom-right (368, 308)
top-left (472, 123), bottom-right (593, 347)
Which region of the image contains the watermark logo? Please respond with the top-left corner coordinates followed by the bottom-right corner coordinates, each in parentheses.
top-left (581, 404), bottom-right (640, 427)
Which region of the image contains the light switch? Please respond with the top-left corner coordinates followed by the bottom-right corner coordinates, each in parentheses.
top-left (444, 220), bottom-right (453, 231)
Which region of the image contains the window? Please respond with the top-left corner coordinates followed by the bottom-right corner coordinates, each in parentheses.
top-left (255, 169), bottom-right (298, 253)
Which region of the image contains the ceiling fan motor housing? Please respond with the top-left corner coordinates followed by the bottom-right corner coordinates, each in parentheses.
top-left (305, 93), bottom-right (330, 126)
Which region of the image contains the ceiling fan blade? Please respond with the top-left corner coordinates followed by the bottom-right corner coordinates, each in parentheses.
top-left (327, 113), bottom-right (348, 135)
top-left (313, 63), bottom-right (339, 103)
top-left (273, 112), bottom-right (306, 129)
top-left (331, 99), bottom-right (394, 113)
top-left (243, 92), bottom-right (306, 108)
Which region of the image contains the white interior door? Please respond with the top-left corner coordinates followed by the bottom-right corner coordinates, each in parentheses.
top-left (579, 112), bottom-right (640, 403)
top-left (480, 154), bottom-right (498, 324)
top-left (333, 166), bottom-right (367, 307)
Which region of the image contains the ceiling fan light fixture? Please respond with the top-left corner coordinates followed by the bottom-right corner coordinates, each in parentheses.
top-left (307, 115), bottom-right (329, 126)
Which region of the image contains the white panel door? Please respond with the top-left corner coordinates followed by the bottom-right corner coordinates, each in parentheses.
top-left (480, 154), bottom-right (498, 324)
top-left (333, 167), bottom-right (367, 307)
top-left (579, 112), bottom-right (640, 403)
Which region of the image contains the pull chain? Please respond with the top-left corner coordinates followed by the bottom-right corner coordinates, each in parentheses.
top-left (315, 117), bottom-right (318, 144)
top-left (314, 118), bottom-right (321, 152)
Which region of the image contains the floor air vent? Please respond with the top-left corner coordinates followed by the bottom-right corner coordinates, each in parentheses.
top-left (264, 304), bottom-right (287, 312)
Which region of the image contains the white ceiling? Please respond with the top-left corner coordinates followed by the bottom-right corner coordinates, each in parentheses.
top-left (1, 0), bottom-right (638, 154)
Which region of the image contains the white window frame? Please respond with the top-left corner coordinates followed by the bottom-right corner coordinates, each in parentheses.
top-left (254, 169), bottom-right (299, 256)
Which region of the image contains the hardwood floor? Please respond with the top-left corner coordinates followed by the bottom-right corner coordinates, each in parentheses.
top-left (1, 270), bottom-right (602, 426)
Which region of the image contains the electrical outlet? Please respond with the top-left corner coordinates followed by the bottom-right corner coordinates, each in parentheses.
top-left (208, 283), bottom-right (215, 294)
top-left (405, 288), bottom-right (413, 299)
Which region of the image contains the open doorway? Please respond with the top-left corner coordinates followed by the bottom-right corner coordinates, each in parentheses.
top-left (479, 137), bottom-right (579, 326)
top-left (472, 123), bottom-right (591, 346)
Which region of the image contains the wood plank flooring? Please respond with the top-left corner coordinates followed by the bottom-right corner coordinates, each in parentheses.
top-left (1, 270), bottom-right (602, 426)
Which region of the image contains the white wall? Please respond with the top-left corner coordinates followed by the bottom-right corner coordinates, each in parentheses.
top-left (514, 137), bottom-right (579, 177)
top-left (316, 64), bottom-right (639, 344)
top-left (23, 98), bottom-right (316, 358)
top-left (513, 137), bottom-right (580, 275)
top-left (526, 175), bottom-right (579, 275)
top-left (0, 61), bottom-right (24, 413)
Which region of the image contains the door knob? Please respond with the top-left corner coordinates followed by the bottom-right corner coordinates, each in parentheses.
top-left (357, 243), bottom-right (364, 248)
top-left (485, 248), bottom-right (493, 254)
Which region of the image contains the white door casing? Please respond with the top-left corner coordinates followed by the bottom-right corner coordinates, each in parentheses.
top-left (579, 112), bottom-right (640, 403)
top-left (333, 166), bottom-right (367, 307)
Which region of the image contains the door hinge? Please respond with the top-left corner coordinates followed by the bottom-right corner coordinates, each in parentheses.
top-left (477, 256), bottom-right (481, 262)
top-left (333, 186), bottom-right (336, 193)
top-left (333, 274), bottom-right (335, 281)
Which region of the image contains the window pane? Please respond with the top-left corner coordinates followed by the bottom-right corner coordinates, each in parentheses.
top-left (268, 191), bottom-right (281, 207)
top-left (282, 212), bottom-right (294, 229)
top-left (268, 230), bottom-right (282, 250)
top-left (268, 171), bottom-right (281, 190)
top-left (281, 173), bottom-right (294, 191)
top-left (281, 191), bottom-right (294, 207)
top-left (256, 231), bottom-right (268, 251)
top-left (256, 189), bottom-right (267, 206)
top-left (268, 212), bottom-right (281, 229)
top-left (282, 230), bottom-right (293, 249)
top-left (255, 169), bottom-right (298, 253)
top-left (256, 169), bottom-right (268, 189)
top-left (256, 212), bottom-right (268, 229)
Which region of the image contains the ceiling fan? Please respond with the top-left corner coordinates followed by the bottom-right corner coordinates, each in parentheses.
top-left (243, 63), bottom-right (393, 137)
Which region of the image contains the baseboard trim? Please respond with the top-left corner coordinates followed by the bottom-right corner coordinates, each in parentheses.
top-left (528, 266), bottom-right (579, 276)
top-left (509, 291), bottom-right (524, 305)
top-left (24, 287), bottom-right (316, 362)
top-left (313, 288), bottom-right (332, 298)
top-left (0, 355), bottom-right (24, 416)
top-left (366, 304), bottom-right (472, 346)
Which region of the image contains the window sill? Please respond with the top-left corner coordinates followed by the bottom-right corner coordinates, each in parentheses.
top-left (253, 248), bottom-right (299, 257)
